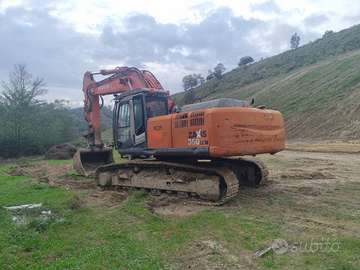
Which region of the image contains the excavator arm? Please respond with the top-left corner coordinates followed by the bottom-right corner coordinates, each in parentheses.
top-left (82, 66), bottom-right (176, 149)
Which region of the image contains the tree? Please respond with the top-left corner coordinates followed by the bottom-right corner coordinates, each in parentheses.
top-left (323, 30), bottom-right (333, 38)
top-left (0, 64), bottom-right (48, 156)
top-left (198, 74), bottom-right (205, 85)
top-left (206, 69), bottom-right (214, 81)
top-left (290, 33), bottom-right (300, 49)
top-left (213, 63), bottom-right (226, 79)
top-left (182, 74), bottom-right (204, 91)
top-left (29, 99), bottom-right (74, 154)
top-left (0, 64), bottom-right (75, 158)
top-left (182, 89), bottom-right (196, 104)
top-left (238, 56), bottom-right (254, 67)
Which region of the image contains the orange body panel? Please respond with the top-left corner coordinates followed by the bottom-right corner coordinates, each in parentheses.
top-left (206, 107), bottom-right (285, 156)
top-left (146, 115), bottom-right (173, 148)
top-left (147, 107), bottom-right (285, 156)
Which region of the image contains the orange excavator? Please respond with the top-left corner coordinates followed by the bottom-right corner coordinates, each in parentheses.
top-left (73, 66), bottom-right (285, 205)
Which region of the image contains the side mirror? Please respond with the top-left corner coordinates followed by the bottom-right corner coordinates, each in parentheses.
top-left (250, 98), bottom-right (255, 105)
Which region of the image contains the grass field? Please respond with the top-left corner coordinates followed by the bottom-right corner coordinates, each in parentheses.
top-left (1, 147), bottom-right (359, 269)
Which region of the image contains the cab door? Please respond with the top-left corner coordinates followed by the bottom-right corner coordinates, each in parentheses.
top-left (130, 94), bottom-right (146, 146)
top-left (114, 97), bottom-right (132, 149)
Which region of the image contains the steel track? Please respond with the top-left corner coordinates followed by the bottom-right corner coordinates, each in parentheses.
top-left (93, 157), bottom-right (268, 206)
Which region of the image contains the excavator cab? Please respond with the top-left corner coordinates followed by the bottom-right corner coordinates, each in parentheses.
top-left (113, 88), bottom-right (169, 158)
top-left (74, 88), bottom-right (169, 176)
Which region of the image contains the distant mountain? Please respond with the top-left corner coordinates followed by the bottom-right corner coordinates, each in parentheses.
top-left (171, 24), bottom-right (360, 141)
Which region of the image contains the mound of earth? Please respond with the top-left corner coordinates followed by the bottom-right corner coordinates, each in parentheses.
top-left (44, 143), bottom-right (77, 160)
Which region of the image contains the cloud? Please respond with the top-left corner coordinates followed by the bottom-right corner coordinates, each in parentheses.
top-left (0, 5), bottom-right (99, 103)
top-left (96, 6), bottom-right (320, 75)
top-left (250, 0), bottom-right (283, 15)
top-left (303, 14), bottom-right (329, 27)
top-left (342, 9), bottom-right (360, 24)
top-left (0, 3), bottom-right (324, 107)
top-left (97, 7), bottom-right (265, 73)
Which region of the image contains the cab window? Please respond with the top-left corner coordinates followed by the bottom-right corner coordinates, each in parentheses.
top-left (133, 96), bottom-right (145, 136)
top-left (118, 102), bottom-right (130, 127)
top-left (117, 101), bottom-right (131, 143)
top-left (145, 96), bottom-right (168, 118)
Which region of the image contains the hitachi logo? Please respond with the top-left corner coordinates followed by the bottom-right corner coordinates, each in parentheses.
top-left (98, 84), bottom-right (110, 91)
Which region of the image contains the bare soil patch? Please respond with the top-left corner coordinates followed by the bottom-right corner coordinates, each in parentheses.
top-left (287, 141), bottom-right (360, 153)
top-left (146, 195), bottom-right (208, 217)
top-left (179, 239), bottom-right (255, 270)
top-left (235, 144), bottom-right (360, 238)
top-left (9, 162), bottom-right (90, 190)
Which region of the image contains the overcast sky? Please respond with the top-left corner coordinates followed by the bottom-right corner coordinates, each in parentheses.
top-left (1, 0), bottom-right (359, 108)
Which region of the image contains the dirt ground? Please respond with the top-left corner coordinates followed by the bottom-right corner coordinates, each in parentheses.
top-left (245, 145), bottom-right (360, 238)
top-left (7, 141), bottom-right (360, 212)
top-left (286, 140), bottom-right (360, 153)
top-left (7, 141), bottom-right (360, 219)
top-left (5, 141), bottom-right (360, 269)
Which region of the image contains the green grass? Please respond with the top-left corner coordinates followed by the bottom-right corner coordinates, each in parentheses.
top-left (1, 162), bottom-right (360, 269)
top-left (0, 174), bottom-right (75, 207)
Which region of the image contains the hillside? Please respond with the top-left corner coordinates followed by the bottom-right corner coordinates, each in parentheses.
top-left (70, 106), bottom-right (112, 136)
top-left (171, 24), bottom-right (360, 141)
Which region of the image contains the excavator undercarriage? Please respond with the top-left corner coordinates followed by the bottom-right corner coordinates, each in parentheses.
top-left (93, 157), bottom-right (268, 206)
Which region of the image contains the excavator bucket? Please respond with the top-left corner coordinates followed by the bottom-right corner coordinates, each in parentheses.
top-left (73, 147), bottom-right (115, 177)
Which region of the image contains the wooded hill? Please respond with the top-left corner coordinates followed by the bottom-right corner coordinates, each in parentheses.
top-left (171, 24), bottom-right (360, 141)
top-left (70, 106), bottom-right (113, 136)
top-left (69, 106), bottom-right (113, 147)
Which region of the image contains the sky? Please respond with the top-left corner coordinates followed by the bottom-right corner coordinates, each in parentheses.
top-left (0, 0), bottom-right (359, 108)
